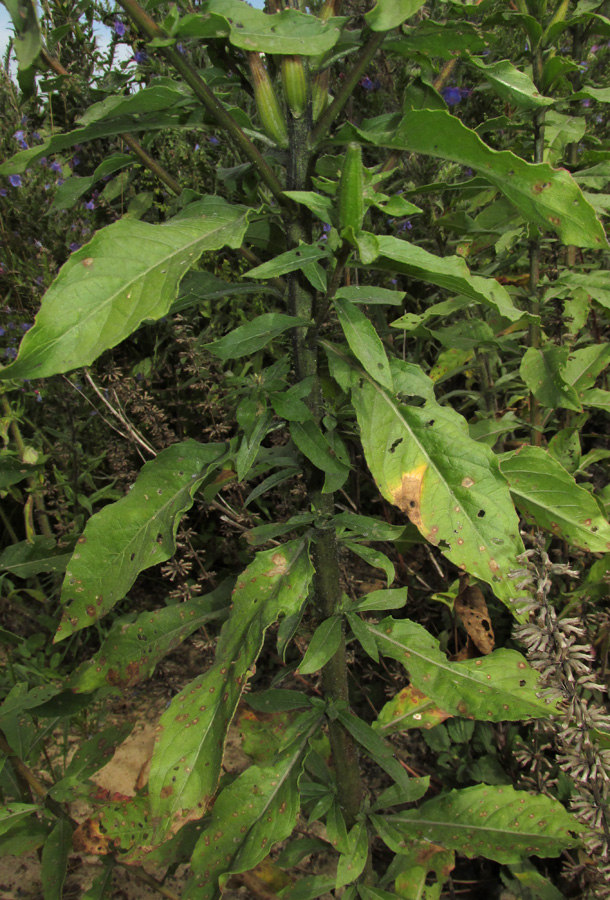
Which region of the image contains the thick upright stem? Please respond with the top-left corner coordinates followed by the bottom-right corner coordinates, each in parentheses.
top-left (285, 116), bottom-right (365, 830)
top-left (528, 48), bottom-right (545, 446)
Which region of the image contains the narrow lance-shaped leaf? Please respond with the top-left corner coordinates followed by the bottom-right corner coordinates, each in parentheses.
top-left (148, 540), bottom-right (314, 841)
top-left (376, 783), bottom-right (583, 863)
top-left (499, 446), bottom-right (610, 553)
top-left (368, 617), bottom-right (554, 721)
top-left (68, 585), bottom-right (231, 692)
top-left (206, 314), bottom-right (310, 360)
top-left (369, 236), bottom-right (524, 323)
top-left (55, 441), bottom-right (226, 641)
top-left (348, 370), bottom-right (525, 607)
top-left (335, 112), bottom-right (607, 250)
top-left (183, 736), bottom-right (315, 900)
top-left (0, 197), bottom-right (251, 380)
top-left (468, 57), bottom-right (554, 110)
top-left (520, 346), bottom-right (582, 411)
top-left (335, 298), bottom-right (394, 391)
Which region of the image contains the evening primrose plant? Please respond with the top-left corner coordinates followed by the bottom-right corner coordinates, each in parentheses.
top-left (1, 0), bottom-right (610, 898)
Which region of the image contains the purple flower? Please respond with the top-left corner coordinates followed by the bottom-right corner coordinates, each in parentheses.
top-left (32, 131), bottom-right (40, 141)
top-left (114, 18), bottom-right (126, 36)
top-left (581, 98), bottom-right (591, 107)
top-left (0, 189), bottom-right (6, 197)
top-left (0, 327), bottom-right (4, 337)
top-left (399, 219), bottom-right (412, 231)
top-left (84, 199), bottom-right (95, 210)
top-left (18, 140), bottom-right (28, 150)
top-left (69, 242), bottom-right (81, 252)
top-left (360, 76), bottom-right (380, 92)
top-left (44, 183), bottom-right (51, 190)
top-left (56, 178), bottom-right (64, 186)
top-left (194, 143), bottom-right (200, 151)
top-left (591, 44), bottom-right (599, 54)
top-left (13, 130), bottom-right (25, 141)
top-left (50, 161), bottom-right (62, 173)
top-left (209, 135), bottom-right (220, 145)
top-left (39, 157), bottom-right (48, 167)
top-left (177, 43), bottom-right (185, 55)
top-left (71, 156), bottom-right (80, 167)
top-left (8, 322), bottom-right (15, 330)
top-left (8, 175), bottom-right (22, 188)
top-left (390, 279), bottom-right (398, 286)
top-left (442, 85), bottom-right (463, 106)
top-left (134, 50), bottom-right (148, 63)
top-left (20, 323), bottom-right (32, 332)
top-left (20, 114), bottom-right (27, 125)
top-left (4, 347), bottom-right (17, 359)
top-left (465, 167), bottom-right (473, 177)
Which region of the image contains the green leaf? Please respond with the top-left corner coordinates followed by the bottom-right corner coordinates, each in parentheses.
top-left (248, 243), bottom-right (331, 279)
top-left (335, 299), bottom-right (393, 391)
top-left (0, 803), bottom-right (39, 838)
top-left (349, 378), bottom-right (524, 607)
top-left (346, 611), bottom-right (379, 662)
top-left (336, 285), bottom-right (406, 306)
top-left (375, 685), bottom-right (452, 736)
top-left (344, 541), bottom-right (395, 587)
top-left (520, 347), bottom-right (582, 412)
top-left (203, 0), bottom-right (345, 55)
top-left (69, 586), bottom-right (230, 693)
top-left (370, 236), bottom-right (524, 322)
top-left (283, 191), bottom-right (333, 223)
top-left (148, 540), bottom-right (313, 840)
top-left (279, 875), bottom-right (336, 900)
top-left (499, 446), bottom-right (610, 553)
top-left (336, 819), bottom-right (368, 889)
top-left (368, 617), bottom-right (554, 720)
top-left (206, 314), bottom-right (308, 360)
top-left (336, 112), bottom-right (607, 250)
top-left (378, 784), bottom-right (583, 863)
top-left (468, 58), bottom-right (554, 110)
top-left (335, 707), bottom-right (413, 791)
top-left (3, 0), bottom-right (41, 95)
top-left (333, 512), bottom-right (406, 542)
top-left (0, 453), bottom-right (40, 490)
top-left (172, 270), bottom-right (280, 316)
top-left (299, 616), bottom-right (342, 675)
top-left (364, 0), bottom-right (427, 32)
top-left (48, 724), bottom-right (134, 802)
top-left (0, 683), bottom-right (61, 722)
top-left (75, 793), bottom-right (151, 860)
top-left (56, 441), bottom-right (226, 641)
top-left (0, 84), bottom-right (195, 175)
top-left (370, 778), bottom-right (430, 812)
top-left (41, 820), bottom-right (72, 900)
top-left (1, 199), bottom-right (251, 380)
top-left (182, 745), bottom-right (311, 900)
top-left (562, 343), bottom-right (610, 394)
top-left (81, 861), bottom-right (115, 900)
top-left (0, 536), bottom-right (72, 578)
top-left (386, 21), bottom-right (491, 60)
top-left (50, 155), bottom-right (132, 211)
top-left (290, 421), bottom-right (350, 493)
top-left (350, 587), bottom-right (408, 612)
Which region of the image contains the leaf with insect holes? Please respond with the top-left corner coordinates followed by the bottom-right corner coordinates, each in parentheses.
top-left (68, 584), bottom-right (230, 693)
top-left (368, 617), bottom-right (554, 721)
top-left (0, 197), bottom-right (251, 380)
top-left (499, 446), bottom-right (610, 553)
top-left (148, 540), bottom-right (314, 841)
top-left (55, 441), bottom-right (226, 641)
top-left (182, 734), bottom-right (315, 900)
top-left (73, 793), bottom-right (152, 862)
top-left (49, 723), bottom-right (134, 802)
top-left (374, 783), bottom-right (583, 863)
top-left (347, 374), bottom-right (524, 608)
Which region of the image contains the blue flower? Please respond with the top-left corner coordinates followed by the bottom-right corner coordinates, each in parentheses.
top-left (13, 130), bottom-right (25, 141)
top-left (50, 161), bottom-right (62, 173)
top-left (0, 189), bottom-right (7, 197)
top-left (20, 114), bottom-right (28, 125)
top-left (0, 327), bottom-right (4, 337)
top-left (32, 131), bottom-right (41, 141)
top-left (57, 178), bottom-right (64, 186)
top-left (39, 157), bottom-right (48, 167)
top-left (209, 135), bottom-right (220, 145)
top-left (71, 156), bottom-right (80, 167)
top-left (177, 42), bottom-right (185, 55)
top-left (442, 86), bottom-right (463, 106)
top-left (18, 140), bottom-right (28, 150)
top-left (8, 175), bottom-right (22, 187)
top-left (134, 50), bottom-right (148, 64)
top-left (4, 347), bottom-right (17, 359)
top-left (84, 199), bottom-right (95, 210)
top-left (194, 143), bottom-right (200, 151)
top-left (581, 98), bottom-right (591, 107)
top-left (20, 323), bottom-right (32, 332)
top-left (69, 242), bottom-right (81, 252)
top-left (114, 18), bottom-right (126, 36)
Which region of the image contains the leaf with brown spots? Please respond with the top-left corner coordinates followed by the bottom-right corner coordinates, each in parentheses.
top-left (182, 735), bottom-right (313, 900)
top-left (148, 540), bottom-right (314, 843)
top-left (500, 445), bottom-right (610, 553)
top-left (55, 440), bottom-right (227, 642)
top-left (349, 375), bottom-right (525, 610)
top-left (375, 783), bottom-right (583, 864)
top-left (73, 792), bottom-right (152, 861)
top-left (454, 579), bottom-right (495, 655)
top-left (368, 617), bottom-right (555, 721)
top-left (375, 685), bottom-right (452, 735)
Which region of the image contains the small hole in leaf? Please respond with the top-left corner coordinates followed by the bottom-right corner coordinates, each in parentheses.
top-left (477, 509), bottom-right (486, 518)
top-left (519, 679), bottom-right (526, 687)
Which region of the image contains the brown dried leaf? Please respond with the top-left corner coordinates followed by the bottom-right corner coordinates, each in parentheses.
top-left (454, 579), bottom-right (495, 655)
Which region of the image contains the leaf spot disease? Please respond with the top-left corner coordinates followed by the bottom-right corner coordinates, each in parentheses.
top-left (390, 463), bottom-right (427, 530)
top-left (462, 476), bottom-right (475, 488)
